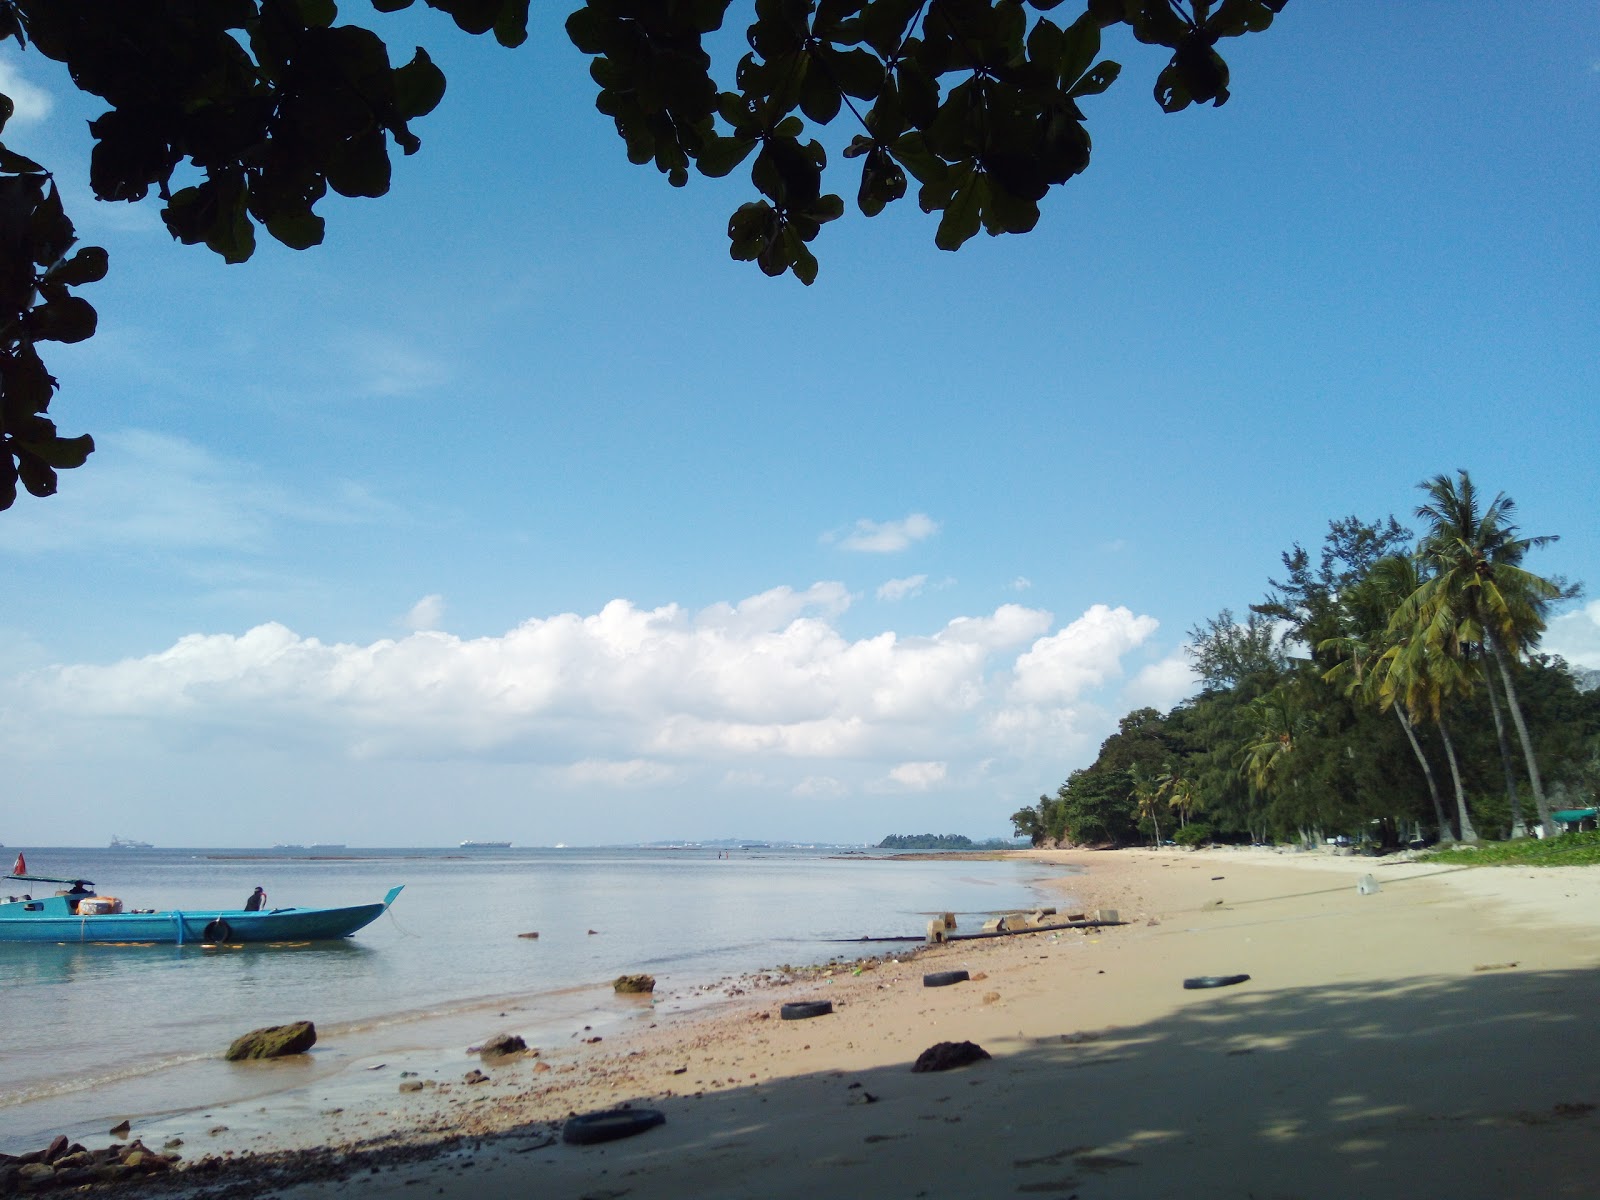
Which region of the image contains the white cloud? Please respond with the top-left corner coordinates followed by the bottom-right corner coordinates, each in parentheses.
top-left (1, 590), bottom-right (1164, 820)
top-left (830, 512), bottom-right (939, 553)
top-left (0, 57), bottom-right (53, 123)
top-left (1009, 604), bottom-right (1160, 704)
top-left (1010, 577), bottom-right (1032, 591)
top-left (403, 595), bottom-right (446, 632)
top-left (877, 574), bottom-right (927, 602)
top-left (1121, 651), bottom-right (1200, 711)
top-left (888, 761), bottom-right (947, 789)
top-left (1545, 601), bottom-right (1600, 669)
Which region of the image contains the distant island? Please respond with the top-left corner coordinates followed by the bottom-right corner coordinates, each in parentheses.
top-left (877, 834), bottom-right (1022, 850)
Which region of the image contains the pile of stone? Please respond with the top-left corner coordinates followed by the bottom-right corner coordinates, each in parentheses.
top-left (0, 1134), bottom-right (178, 1193)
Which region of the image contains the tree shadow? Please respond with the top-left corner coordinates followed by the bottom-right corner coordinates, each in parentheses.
top-left (147, 966), bottom-right (1600, 1198)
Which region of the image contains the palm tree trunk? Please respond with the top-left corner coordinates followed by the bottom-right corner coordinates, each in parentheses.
top-left (1480, 662), bottom-right (1526, 836)
top-left (1487, 632), bottom-right (1554, 837)
top-left (1437, 716), bottom-right (1477, 842)
top-left (1394, 704), bottom-right (1453, 843)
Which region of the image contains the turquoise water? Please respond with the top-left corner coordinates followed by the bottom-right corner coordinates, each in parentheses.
top-left (0, 845), bottom-right (1071, 1151)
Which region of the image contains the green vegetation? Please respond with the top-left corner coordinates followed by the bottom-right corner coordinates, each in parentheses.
top-left (878, 834), bottom-right (975, 850)
top-left (1421, 830), bottom-right (1600, 869)
top-left (1012, 473), bottom-right (1598, 852)
top-left (2, 2), bottom-right (1291, 507)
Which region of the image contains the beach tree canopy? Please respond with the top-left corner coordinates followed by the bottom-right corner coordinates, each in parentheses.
top-left (0, 0), bottom-right (1291, 508)
top-left (1022, 490), bottom-right (1591, 851)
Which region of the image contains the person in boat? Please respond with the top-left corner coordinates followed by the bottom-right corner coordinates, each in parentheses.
top-left (244, 887), bottom-right (267, 912)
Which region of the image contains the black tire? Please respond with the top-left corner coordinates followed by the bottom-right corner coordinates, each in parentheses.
top-left (1182, 974), bottom-right (1250, 990)
top-left (561, 1107), bottom-right (665, 1146)
top-left (202, 919), bottom-right (232, 943)
top-left (779, 1000), bottom-right (833, 1020)
top-left (923, 970), bottom-right (970, 988)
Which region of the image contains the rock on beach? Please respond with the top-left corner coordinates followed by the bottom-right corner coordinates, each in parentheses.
top-left (225, 1021), bottom-right (317, 1061)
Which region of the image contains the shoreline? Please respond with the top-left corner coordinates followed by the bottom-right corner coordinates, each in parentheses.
top-left (15, 846), bottom-right (1600, 1197)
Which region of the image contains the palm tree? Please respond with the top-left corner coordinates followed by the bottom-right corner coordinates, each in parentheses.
top-left (1408, 471), bottom-right (1563, 836)
top-left (1157, 769), bottom-right (1198, 830)
top-left (1128, 764), bottom-right (1164, 848)
top-left (1320, 555), bottom-right (1454, 844)
top-left (1376, 629), bottom-right (1478, 842)
top-left (1235, 686), bottom-right (1317, 841)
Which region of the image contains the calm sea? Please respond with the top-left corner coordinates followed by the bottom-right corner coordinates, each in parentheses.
top-left (0, 845), bottom-right (1073, 1152)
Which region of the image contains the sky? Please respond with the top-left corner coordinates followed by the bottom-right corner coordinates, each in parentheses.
top-left (1, 4), bottom-right (1596, 849)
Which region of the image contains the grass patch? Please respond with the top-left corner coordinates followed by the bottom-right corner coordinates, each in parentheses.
top-left (1419, 829), bottom-right (1600, 868)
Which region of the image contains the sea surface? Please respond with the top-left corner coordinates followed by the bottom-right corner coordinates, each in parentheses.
top-left (0, 845), bottom-right (1074, 1152)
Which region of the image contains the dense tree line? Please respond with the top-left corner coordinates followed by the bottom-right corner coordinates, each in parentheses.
top-left (1013, 472), bottom-right (1600, 850)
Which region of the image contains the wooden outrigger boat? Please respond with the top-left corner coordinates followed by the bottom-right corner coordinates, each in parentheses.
top-left (1, 861), bottom-right (402, 945)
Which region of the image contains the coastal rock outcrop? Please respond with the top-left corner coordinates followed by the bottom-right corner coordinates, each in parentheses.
top-left (613, 974), bottom-right (656, 994)
top-left (0, 1137), bottom-right (179, 1194)
top-left (225, 1021), bottom-right (317, 1061)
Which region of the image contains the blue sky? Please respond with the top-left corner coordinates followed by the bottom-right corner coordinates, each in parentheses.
top-left (2, 4), bottom-right (1596, 848)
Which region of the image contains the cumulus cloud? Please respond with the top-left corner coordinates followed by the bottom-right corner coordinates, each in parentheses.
top-left (1121, 651), bottom-right (1201, 711)
top-left (0, 58), bottom-right (53, 123)
top-left (1009, 605), bottom-right (1160, 704)
top-left (877, 574), bottom-right (927, 602)
top-left (1545, 601), bottom-right (1600, 669)
top-left (403, 595), bottom-right (446, 632)
top-left (2, 589), bottom-right (1166, 813)
top-left (829, 513), bottom-right (939, 553)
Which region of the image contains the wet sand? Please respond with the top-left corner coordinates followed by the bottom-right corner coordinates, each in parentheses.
top-left (65, 847), bottom-right (1600, 1198)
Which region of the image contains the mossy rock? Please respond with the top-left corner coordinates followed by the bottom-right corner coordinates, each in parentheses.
top-left (613, 973), bottom-right (656, 994)
top-left (225, 1021), bottom-right (317, 1061)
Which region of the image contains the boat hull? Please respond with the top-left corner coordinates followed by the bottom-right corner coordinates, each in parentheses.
top-left (0, 886), bottom-right (403, 945)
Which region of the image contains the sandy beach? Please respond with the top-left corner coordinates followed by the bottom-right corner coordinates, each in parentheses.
top-left (31, 846), bottom-right (1600, 1198)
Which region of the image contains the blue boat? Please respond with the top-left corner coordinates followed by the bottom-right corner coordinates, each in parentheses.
top-left (0, 867), bottom-right (403, 945)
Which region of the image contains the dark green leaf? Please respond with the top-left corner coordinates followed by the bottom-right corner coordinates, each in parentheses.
top-left (15, 432), bottom-right (93, 469)
top-left (1069, 60), bottom-right (1121, 98)
top-left (48, 246), bottom-right (108, 286)
top-left (324, 132), bottom-right (392, 198)
top-left (394, 48), bottom-right (447, 121)
top-left (0, 143), bottom-right (44, 174)
top-left (1057, 9), bottom-right (1100, 85)
top-left (265, 209), bottom-right (326, 250)
top-left (935, 163), bottom-right (983, 251)
top-left (15, 449), bottom-right (57, 498)
top-left (24, 296), bottom-right (97, 343)
top-left (294, 0), bottom-right (338, 28)
top-left (697, 134), bottom-right (757, 178)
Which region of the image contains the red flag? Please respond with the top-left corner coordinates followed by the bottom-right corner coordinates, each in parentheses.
top-left (11, 853), bottom-right (24, 876)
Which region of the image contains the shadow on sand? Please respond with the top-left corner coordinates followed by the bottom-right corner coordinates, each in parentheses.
top-left (146, 962), bottom-right (1600, 1198)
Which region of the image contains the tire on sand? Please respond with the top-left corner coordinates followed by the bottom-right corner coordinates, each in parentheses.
top-left (1182, 974), bottom-right (1250, 990)
top-left (779, 1000), bottom-right (833, 1020)
top-left (562, 1107), bottom-right (666, 1146)
top-left (923, 970), bottom-right (970, 988)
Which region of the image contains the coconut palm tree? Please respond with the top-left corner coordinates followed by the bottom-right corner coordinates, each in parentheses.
top-left (1128, 764), bottom-right (1165, 848)
top-left (1407, 471), bottom-right (1563, 836)
top-left (1320, 555), bottom-right (1454, 843)
top-left (1376, 629), bottom-right (1478, 842)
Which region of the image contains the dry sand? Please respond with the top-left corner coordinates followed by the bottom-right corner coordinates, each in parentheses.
top-left (119, 848), bottom-right (1600, 1197)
